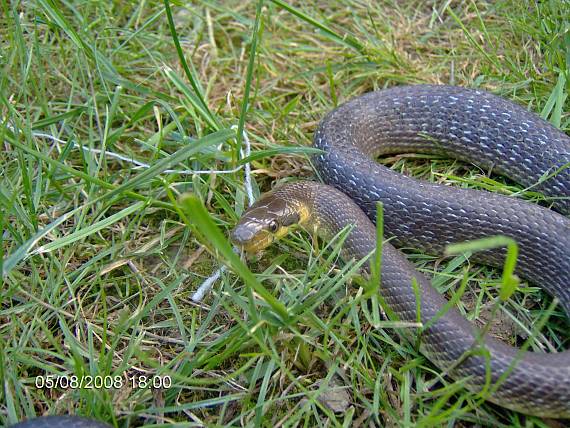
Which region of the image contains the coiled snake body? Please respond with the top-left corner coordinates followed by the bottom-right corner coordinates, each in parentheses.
top-left (232, 85), bottom-right (570, 418)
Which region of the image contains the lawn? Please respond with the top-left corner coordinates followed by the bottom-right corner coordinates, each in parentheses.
top-left (1, 0), bottom-right (569, 426)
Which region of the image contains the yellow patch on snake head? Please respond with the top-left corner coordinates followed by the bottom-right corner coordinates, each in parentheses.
top-left (231, 194), bottom-right (302, 253)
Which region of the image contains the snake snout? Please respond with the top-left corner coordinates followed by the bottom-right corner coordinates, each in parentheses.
top-left (231, 220), bottom-right (275, 253)
top-left (230, 224), bottom-right (257, 246)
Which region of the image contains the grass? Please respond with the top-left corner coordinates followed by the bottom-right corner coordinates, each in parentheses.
top-left (1, 0), bottom-right (569, 426)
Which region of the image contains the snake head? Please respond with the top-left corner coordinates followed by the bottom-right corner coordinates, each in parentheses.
top-left (231, 193), bottom-right (302, 253)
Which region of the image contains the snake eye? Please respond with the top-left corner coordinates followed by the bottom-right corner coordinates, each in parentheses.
top-left (268, 220), bottom-right (279, 233)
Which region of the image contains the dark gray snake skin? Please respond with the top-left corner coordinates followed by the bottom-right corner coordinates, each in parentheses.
top-left (309, 85), bottom-right (570, 417)
top-left (10, 416), bottom-right (111, 428)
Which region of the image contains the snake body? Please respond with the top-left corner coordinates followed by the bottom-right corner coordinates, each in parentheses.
top-left (10, 416), bottom-right (111, 428)
top-left (232, 85), bottom-right (570, 417)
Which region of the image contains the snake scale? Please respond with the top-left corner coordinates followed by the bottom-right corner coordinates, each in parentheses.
top-left (231, 85), bottom-right (570, 418)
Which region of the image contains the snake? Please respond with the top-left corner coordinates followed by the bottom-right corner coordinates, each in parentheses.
top-left (9, 416), bottom-right (111, 428)
top-left (230, 85), bottom-right (570, 418)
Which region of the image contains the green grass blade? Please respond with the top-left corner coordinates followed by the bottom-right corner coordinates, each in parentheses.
top-left (2, 207), bottom-right (79, 276)
top-left (445, 5), bottom-right (502, 71)
top-left (163, 0), bottom-right (219, 129)
top-left (236, 0), bottom-right (263, 152)
top-left (32, 108), bottom-right (87, 130)
top-left (103, 128), bottom-right (235, 199)
top-left (540, 72), bottom-right (567, 127)
top-left (446, 235), bottom-right (520, 301)
top-left (270, 0), bottom-right (364, 53)
top-left (163, 67), bottom-right (220, 131)
top-left (35, 201), bottom-right (146, 254)
top-left (238, 146), bottom-right (323, 164)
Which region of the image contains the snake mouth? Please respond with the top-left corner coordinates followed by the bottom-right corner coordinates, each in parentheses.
top-left (230, 225), bottom-right (274, 253)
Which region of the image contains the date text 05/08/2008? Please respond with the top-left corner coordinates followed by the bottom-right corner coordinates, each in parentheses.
top-left (35, 374), bottom-right (172, 390)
